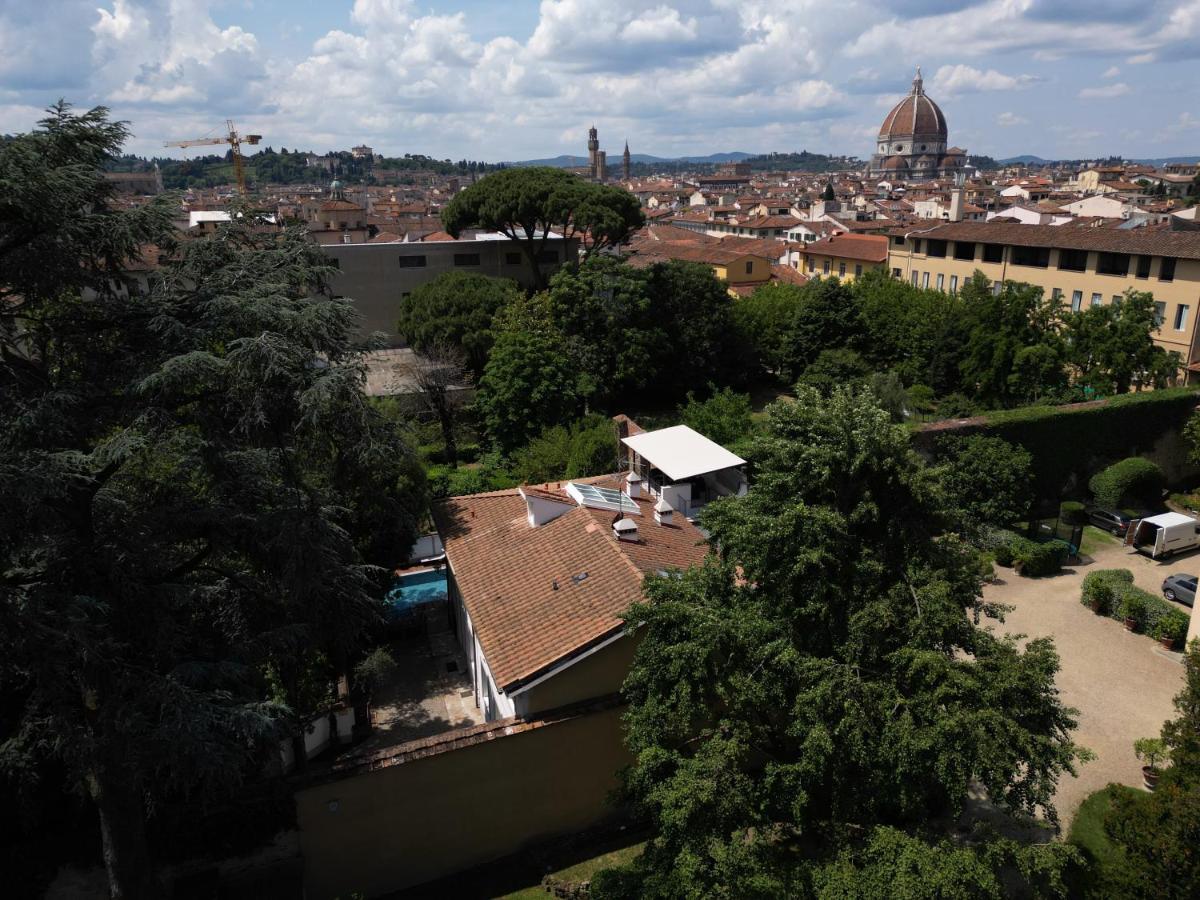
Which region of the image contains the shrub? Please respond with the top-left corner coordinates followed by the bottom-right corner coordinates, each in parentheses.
top-left (1119, 590), bottom-right (1149, 628)
top-left (1081, 569), bottom-right (1134, 614)
top-left (1154, 609), bottom-right (1189, 646)
top-left (981, 528), bottom-right (1025, 567)
top-left (1059, 500), bottom-right (1087, 525)
top-left (1014, 539), bottom-right (1066, 577)
top-left (1088, 457), bottom-right (1164, 510)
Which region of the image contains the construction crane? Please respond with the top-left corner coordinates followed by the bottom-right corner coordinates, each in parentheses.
top-left (165, 120), bottom-right (262, 194)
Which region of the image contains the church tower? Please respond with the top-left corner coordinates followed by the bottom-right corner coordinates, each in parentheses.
top-left (587, 125), bottom-right (600, 179)
top-left (623, 140), bottom-right (631, 181)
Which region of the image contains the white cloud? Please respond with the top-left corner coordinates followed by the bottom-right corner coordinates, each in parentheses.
top-left (1102, 65), bottom-right (1120, 77)
top-left (996, 111), bottom-right (1029, 126)
top-left (621, 6), bottom-right (699, 43)
top-left (930, 64), bottom-right (1038, 95)
top-left (1079, 82), bottom-right (1132, 99)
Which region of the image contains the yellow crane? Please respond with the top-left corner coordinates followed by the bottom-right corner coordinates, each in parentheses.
top-left (164, 119), bottom-right (262, 194)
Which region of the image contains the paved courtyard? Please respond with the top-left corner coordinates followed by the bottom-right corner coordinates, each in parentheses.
top-left (981, 535), bottom-right (1190, 825)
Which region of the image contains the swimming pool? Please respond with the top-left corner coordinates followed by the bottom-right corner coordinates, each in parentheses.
top-left (387, 568), bottom-right (449, 614)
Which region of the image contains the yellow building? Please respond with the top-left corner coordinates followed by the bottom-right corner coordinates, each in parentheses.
top-left (799, 233), bottom-right (889, 282)
top-left (887, 221), bottom-right (1200, 373)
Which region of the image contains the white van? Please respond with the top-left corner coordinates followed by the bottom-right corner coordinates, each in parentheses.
top-left (1128, 512), bottom-right (1200, 559)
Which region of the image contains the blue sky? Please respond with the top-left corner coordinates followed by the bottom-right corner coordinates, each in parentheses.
top-left (2, 1), bottom-right (1198, 162)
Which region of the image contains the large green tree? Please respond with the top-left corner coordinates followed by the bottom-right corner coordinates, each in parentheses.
top-left (935, 435), bottom-right (1035, 530)
top-left (396, 270), bottom-right (519, 379)
top-left (441, 167), bottom-right (644, 287)
top-left (597, 388), bottom-right (1084, 897)
top-left (0, 106), bottom-right (420, 898)
top-left (1065, 288), bottom-right (1180, 394)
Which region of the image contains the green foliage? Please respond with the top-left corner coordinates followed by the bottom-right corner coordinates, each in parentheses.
top-left (678, 387), bottom-right (755, 447)
top-left (353, 647), bottom-right (398, 696)
top-left (427, 457), bottom-right (519, 498)
top-left (607, 387), bottom-right (1085, 896)
top-left (1066, 289), bottom-right (1182, 394)
top-left (1066, 784), bottom-right (1143, 900)
top-left (1104, 642), bottom-right (1200, 896)
top-left (785, 278), bottom-right (864, 377)
top-left (1080, 569), bottom-right (1134, 615)
top-left (1119, 590), bottom-right (1150, 625)
top-left (1060, 500), bottom-right (1087, 524)
top-left (796, 347), bottom-right (870, 394)
top-left (511, 415), bottom-right (619, 484)
top-left (913, 387), bottom-right (1199, 502)
top-left (441, 167), bottom-right (643, 286)
top-left (1134, 736), bottom-right (1169, 770)
top-left (1014, 539), bottom-right (1067, 577)
top-left (732, 281), bottom-right (799, 377)
top-left (1, 105), bottom-right (421, 897)
top-left (935, 435), bottom-right (1034, 528)
top-left (1088, 456), bottom-right (1164, 509)
top-left (396, 271), bottom-right (520, 378)
top-left (1155, 609), bottom-right (1190, 645)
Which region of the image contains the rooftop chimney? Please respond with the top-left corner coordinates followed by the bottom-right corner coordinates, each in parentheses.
top-left (625, 470), bottom-right (642, 499)
top-left (654, 497), bottom-right (674, 526)
top-left (613, 517), bottom-right (639, 542)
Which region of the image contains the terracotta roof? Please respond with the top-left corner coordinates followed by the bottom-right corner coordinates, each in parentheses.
top-left (896, 221), bottom-right (1200, 259)
top-left (434, 477), bottom-right (709, 692)
top-left (802, 233), bottom-right (889, 263)
top-left (368, 231), bottom-right (403, 243)
top-left (770, 263), bottom-right (809, 286)
top-left (319, 200), bottom-right (364, 212)
top-left (879, 90), bottom-right (947, 139)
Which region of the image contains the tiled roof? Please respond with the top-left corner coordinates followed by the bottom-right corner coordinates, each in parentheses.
top-left (803, 233), bottom-right (890, 262)
top-left (896, 221), bottom-right (1200, 259)
top-left (434, 478), bottom-right (710, 692)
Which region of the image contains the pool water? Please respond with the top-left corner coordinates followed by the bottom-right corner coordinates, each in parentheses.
top-left (387, 568), bottom-right (449, 613)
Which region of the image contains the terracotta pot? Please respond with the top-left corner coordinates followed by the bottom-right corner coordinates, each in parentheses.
top-left (1090, 599), bottom-right (1105, 615)
top-left (1160, 636), bottom-right (1180, 651)
top-left (1143, 765), bottom-right (1160, 791)
top-left (1124, 617), bottom-right (1138, 632)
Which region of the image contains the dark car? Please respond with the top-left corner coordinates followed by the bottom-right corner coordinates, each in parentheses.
top-left (1086, 506), bottom-right (1134, 536)
top-left (1162, 574), bottom-right (1197, 608)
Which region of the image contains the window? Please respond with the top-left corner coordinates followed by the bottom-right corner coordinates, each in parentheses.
top-left (855, 264), bottom-right (863, 278)
top-left (993, 281), bottom-right (1003, 296)
top-left (1136, 255), bottom-right (1152, 278)
top-left (537, 249), bottom-right (559, 263)
top-left (936, 273), bottom-right (945, 291)
top-left (953, 241), bottom-right (975, 261)
top-left (807, 259), bottom-right (815, 273)
top-left (1071, 290), bottom-right (1083, 311)
top-left (838, 262), bottom-right (847, 277)
top-left (454, 253), bottom-right (481, 267)
top-left (892, 235), bottom-right (906, 246)
top-left (341, 234), bottom-right (352, 244)
top-left (1057, 248), bottom-right (1088, 271)
top-left (915, 239), bottom-right (924, 254)
top-left (505, 252), bottom-right (522, 265)
top-left (1160, 257), bottom-right (1177, 282)
top-left (949, 275), bottom-right (958, 293)
top-left (926, 239), bottom-right (947, 258)
top-left (1051, 288), bottom-right (1062, 301)
top-left (746, 260), bottom-right (755, 275)
top-left (1091, 292), bottom-right (1102, 307)
top-left (1011, 245), bottom-right (1051, 268)
top-left (398, 255), bottom-right (427, 268)
top-left (1154, 301), bottom-right (1167, 327)
top-left (823, 259), bottom-right (831, 274)
top-left (1112, 294), bottom-right (1122, 307)
top-left (1096, 252), bottom-right (1130, 276)
top-left (911, 271), bottom-right (919, 286)
top-left (922, 272), bottom-right (930, 289)
top-left (892, 267), bottom-right (902, 278)
top-left (1175, 304), bottom-right (1190, 331)
top-left (982, 243), bottom-right (1004, 263)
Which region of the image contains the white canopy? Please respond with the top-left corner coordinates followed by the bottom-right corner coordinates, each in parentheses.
top-left (621, 425), bottom-right (746, 482)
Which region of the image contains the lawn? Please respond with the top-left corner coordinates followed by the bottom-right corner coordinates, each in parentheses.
top-left (498, 839), bottom-right (644, 899)
top-left (1066, 783), bottom-right (1146, 898)
top-left (1078, 524), bottom-right (1118, 558)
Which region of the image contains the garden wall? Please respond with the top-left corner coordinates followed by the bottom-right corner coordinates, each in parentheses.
top-left (913, 388), bottom-right (1200, 501)
top-left (293, 699), bottom-right (628, 899)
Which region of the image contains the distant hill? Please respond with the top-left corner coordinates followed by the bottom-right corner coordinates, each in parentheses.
top-left (997, 155), bottom-right (1050, 165)
top-left (506, 151), bottom-right (755, 167)
top-left (997, 154), bottom-right (1200, 167)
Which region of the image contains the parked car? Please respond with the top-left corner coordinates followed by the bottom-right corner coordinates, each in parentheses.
top-left (1162, 573), bottom-right (1198, 608)
top-left (1086, 506), bottom-right (1135, 536)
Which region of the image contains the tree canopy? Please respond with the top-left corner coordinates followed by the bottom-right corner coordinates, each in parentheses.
top-left (596, 388), bottom-right (1084, 897)
top-left (441, 166), bottom-right (644, 286)
top-left (0, 105), bottom-right (421, 898)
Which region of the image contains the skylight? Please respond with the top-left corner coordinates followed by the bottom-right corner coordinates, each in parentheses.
top-left (566, 482), bottom-right (640, 515)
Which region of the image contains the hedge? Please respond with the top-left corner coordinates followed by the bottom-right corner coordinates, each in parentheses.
top-left (1059, 501), bottom-right (1087, 525)
top-left (983, 528), bottom-right (1066, 576)
top-left (915, 388), bottom-right (1200, 501)
top-left (1088, 457), bottom-right (1164, 509)
top-left (1079, 567), bottom-right (1185, 641)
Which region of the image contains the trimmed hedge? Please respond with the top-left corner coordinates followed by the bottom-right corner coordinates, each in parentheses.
top-left (1088, 457), bottom-right (1164, 509)
top-left (1060, 501), bottom-right (1087, 525)
top-left (1079, 567), bottom-right (1183, 639)
top-left (915, 388), bottom-right (1200, 501)
top-left (983, 527), bottom-right (1066, 576)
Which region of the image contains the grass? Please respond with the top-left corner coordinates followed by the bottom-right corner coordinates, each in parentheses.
top-left (1066, 784), bottom-right (1146, 898)
top-left (1079, 524), bottom-right (1119, 558)
top-left (498, 839), bottom-right (645, 899)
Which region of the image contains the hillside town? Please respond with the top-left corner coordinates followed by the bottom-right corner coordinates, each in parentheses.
top-left (6, 6), bottom-right (1200, 898)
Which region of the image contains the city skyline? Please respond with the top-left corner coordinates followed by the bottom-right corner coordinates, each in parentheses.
top-left (2, 1), bottom-right (1199, 162)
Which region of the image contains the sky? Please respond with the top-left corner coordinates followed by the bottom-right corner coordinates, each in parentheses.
top-left (3, 0), bottom-right (1200, 163)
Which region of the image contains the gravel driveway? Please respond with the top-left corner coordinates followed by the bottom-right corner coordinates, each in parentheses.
top-left (981, 536), bottom-right (1189, 826)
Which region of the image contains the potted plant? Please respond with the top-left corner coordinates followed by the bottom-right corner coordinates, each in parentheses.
top-left (1134, 736), bottom-right (1168, 791)
top-left (1155, 610), bottom-right (1189, 651)
top-left (1088, 582), bottom-right (1113, 616)
top-left (1119, 593), bottom-right (1146, 632)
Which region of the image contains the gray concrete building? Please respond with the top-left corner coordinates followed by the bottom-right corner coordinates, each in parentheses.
top-left (321, 234), bottom-right (579, 345)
